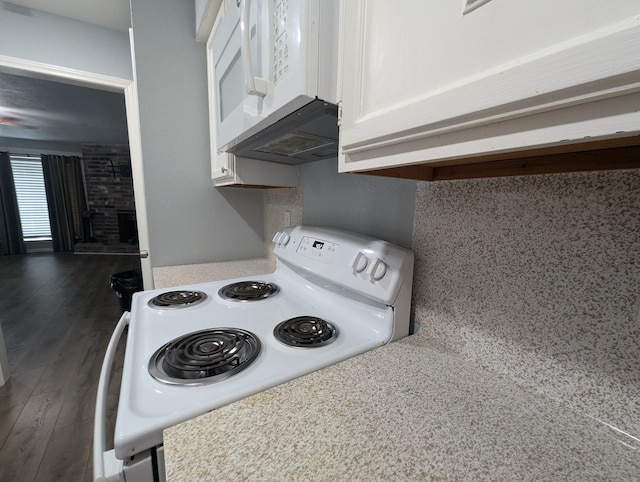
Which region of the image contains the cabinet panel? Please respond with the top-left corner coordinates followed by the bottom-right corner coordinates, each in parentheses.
top-left (338, 0), bottom-right (640, 174)
top-left (214, 155), bottom-right (298, 187)
top-left (195, 0), bottom-right (223, 42)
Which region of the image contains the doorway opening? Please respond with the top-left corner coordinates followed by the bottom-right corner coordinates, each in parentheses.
top-left (0, 56), bottom-right (152, 288)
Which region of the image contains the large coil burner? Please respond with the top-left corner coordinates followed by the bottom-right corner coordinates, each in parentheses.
top-left (274, 316), bottom-right (338, 348)
top-left (148, 290), bottom-right (207, 309)
top-left (218, 281), bottom-right (280, 302)
top-left (148, 328), bottom-right (261, 386)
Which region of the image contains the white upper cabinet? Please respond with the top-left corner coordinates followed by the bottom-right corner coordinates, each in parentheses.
top-left (337, 0), bottom-right (640, 177)
top-left (195, 0), bottom-right (223, 42)
top-left (210, 149), bottom-right (298, 188)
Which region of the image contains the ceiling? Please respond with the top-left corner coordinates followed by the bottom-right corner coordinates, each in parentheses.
top-left (0, 1), bottom-right (131, 152)
top-left (0, 71), bottom-right (129, 149)
top-left (5, 0), bottom-right (131, 31)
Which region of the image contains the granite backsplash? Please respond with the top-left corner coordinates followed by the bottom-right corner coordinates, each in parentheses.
top-left (412, 169), bottom-right (640, 440)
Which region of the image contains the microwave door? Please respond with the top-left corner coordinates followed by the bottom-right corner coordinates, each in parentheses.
top-left (213, 1), bottom-right (245, 151)
top-left (214, 0), bottom-right (272, 151)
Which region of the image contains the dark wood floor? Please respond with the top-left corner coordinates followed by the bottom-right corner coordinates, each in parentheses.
top-left (0, 253), bottom-right (140, 482)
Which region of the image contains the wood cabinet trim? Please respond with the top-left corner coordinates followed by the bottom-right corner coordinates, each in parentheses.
top-left (362, 140), bottom-right (640, 182)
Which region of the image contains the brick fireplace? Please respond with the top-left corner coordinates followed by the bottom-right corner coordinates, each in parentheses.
top-left (75, 144), bottom-right (138, 254)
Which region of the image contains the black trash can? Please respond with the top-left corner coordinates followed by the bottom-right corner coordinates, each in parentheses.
top-left (109, 269), bottom-right (143, 313)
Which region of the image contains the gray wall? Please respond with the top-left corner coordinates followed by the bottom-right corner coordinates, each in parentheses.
top-left (299, 158), bottom-right (416, 248)
top-left (0, 2), bottom-right (132, 79)
top-left (130, 0), bottom-right (265, 267)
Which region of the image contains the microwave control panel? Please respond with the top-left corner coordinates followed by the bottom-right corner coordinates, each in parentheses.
top-left (273, 0), bottom-right (290, 83)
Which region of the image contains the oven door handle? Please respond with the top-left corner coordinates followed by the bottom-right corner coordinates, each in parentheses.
top-left (93, 311), bottom-right (130, 482)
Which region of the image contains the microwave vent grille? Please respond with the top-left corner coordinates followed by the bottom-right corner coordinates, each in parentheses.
top-left (254, 132), bottom-right (335, 157)
top-left (229, 99), bottom-right (339, 164)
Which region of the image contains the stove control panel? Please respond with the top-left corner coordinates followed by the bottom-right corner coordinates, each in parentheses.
top-left (368, 257), bottom-right (388, 281)
top-left (272, 231), bottom-right (290, 246)
top-left (296, 236), bottom-right (338, 263)
top-left (350, 251), bottom-right (369, 273)
top-left (273, 226), bottom-right (414, 305)
top-left (350, 252), bottom-right (388, 281)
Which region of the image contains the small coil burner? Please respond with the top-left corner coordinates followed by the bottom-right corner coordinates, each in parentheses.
top-left (148, 290), bottom-right (207, 309)
top-left (274, 316), bottom-right (338, 348)
top-left (148, 328), bottom-right (261, 386)
top-left (218, 281), bottom-right (280, 302)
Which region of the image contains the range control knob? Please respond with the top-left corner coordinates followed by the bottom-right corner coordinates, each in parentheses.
top-left (272, 231), bottom-right (290, 246)
top-left (350, 251), bottom-right (369, 273)
top-left (368, 258), bottom-right (388, 281)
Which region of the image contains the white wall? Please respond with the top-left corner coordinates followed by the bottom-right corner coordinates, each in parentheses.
top-left (130, 0), bottom-right (265, 267)
top-left (0, 2), bottom-right (132, 79)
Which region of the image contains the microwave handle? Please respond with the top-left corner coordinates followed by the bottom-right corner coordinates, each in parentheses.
top-left (240, 0), bottom-right (268, 97)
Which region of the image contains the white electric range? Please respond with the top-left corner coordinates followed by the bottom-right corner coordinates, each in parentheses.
top-left (94, 226), bottom-right (414, 482)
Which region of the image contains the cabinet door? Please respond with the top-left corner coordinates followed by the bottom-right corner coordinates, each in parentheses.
top-left (211, 150), bottom-right (235, 184)
top-left (195, 0), bottom-right (223, 42)
top-left (338, 0), bottom-right (640, 173)
top-left (211, 151), bottom-right (298, 188)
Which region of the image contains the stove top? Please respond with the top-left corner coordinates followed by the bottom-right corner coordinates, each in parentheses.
top-left (148, 290), bottom-right (207, 309)
top-left (114, 226), bottom-right (414, 460)
top-left (148, 328), bottom-right (261, 386)
top-left (274, 316), bottom-right (338, 347)
top-left (217, 280), bottom-right (280, 302)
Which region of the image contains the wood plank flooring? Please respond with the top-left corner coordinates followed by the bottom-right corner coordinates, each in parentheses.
top-left (0, 253), bottom-right (140, 482)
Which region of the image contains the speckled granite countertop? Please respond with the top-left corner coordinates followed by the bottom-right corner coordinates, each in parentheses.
top-left (163, 331), bottom-right (639, 481)
top-left (152, 257), bottom-right (275, 289)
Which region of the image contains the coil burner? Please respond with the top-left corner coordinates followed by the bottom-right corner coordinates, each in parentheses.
top-left (148, 328), bottom-right (261, 386)
top-left (148, 290), bottom-right (207, 309)
top-left (274, 316), bottom-right (338, 348)
top-left (218, 281), bottom-right (280, 302)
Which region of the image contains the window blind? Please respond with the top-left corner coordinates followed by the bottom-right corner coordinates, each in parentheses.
top-left (9, 155), bottom-right (52, 240)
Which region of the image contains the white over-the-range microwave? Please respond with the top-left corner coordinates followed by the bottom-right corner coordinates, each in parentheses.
top-left (210, 0), bottom-right (339, 164)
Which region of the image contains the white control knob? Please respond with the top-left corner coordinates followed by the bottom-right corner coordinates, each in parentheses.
top-left (368, 258), bottom-right (388, 281)
top-left (350, 251), bottom-right (369, 273)
top-left (272, 231), bottom-right (283, 244)
top-left (280, 233), bottom-right (290, 246)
